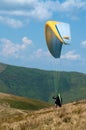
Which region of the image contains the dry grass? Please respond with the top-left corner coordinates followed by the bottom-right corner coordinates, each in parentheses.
top-left (0, 100), bottom-right (86, 130)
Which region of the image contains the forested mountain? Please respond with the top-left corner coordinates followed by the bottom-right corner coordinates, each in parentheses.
top-left (0, 63), bottom-right (86, 103)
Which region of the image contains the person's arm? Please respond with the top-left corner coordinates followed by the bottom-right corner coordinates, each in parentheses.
top-left (52, 96), bottom-right (56, 99)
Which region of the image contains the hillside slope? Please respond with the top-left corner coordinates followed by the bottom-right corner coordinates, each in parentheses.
top-left (0, 62), bottom-right (86, 103)
top-left (0, 92), bottom-right (51, 110)
top-left (0, 97), bottom-right (86, 130)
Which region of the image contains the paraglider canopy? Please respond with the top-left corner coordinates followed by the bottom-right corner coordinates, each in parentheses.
top-left (45, 21), bottom-right (71, 58)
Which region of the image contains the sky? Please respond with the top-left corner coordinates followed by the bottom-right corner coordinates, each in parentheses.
top-left (0, 0), bottom-right (86, 73)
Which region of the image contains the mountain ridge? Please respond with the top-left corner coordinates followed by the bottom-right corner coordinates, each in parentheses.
top-left (0, 62), bottom-right (86, 103)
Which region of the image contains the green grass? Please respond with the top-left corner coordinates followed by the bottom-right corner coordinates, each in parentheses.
top-left (0, 94), bottom-right (51, 110)
top-left (0, 62), bottom-right (86, 104)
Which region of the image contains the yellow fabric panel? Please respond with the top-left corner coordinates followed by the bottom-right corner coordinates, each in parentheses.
top-left (45, 21), bottom-right (64, 43)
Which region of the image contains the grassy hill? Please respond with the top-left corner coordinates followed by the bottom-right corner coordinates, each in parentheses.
top-left (0, 62), bottom-right (86, 103)
top-left (0, 95), bottom-right (86, 130)
top-left (0, 92), bottom-right (51, 110)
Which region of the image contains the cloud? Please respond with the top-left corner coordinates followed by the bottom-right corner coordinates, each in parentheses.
top-left (0, 16), bottom-right (23, 28)
top-left (0, 0), bottom-right (55, 20)
top-left (0, 37), bottom-right (32, 58)
top-left (81, 40), bottom-right (86, 48)
top-left (30, 49), bottom-right (81, 62)
top-left (30, 49), bottom-right (50, 59)
top-left (61, 51), bottom-right (80, 60)
top-left (61, 0), bottom-right (86, 11)
top-left (22, 37), bottom-right (32, 48)
top-left (3, 0), bottom-right (37, 5)
top-left (34, 49), bottom-right (44, 58)
top-left (0, 0), bottom-right (86, 20)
